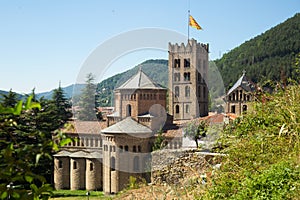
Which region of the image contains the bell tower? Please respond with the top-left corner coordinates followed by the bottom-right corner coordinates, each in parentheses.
top-left (168, 39), bottom-right (209, 120)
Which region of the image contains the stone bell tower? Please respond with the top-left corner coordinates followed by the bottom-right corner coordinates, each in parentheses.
top-left (168, 38), bottom-right (209, 120)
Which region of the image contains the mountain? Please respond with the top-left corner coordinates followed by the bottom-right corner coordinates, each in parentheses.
top-left (96, 59), bottom-right (168, 107)
top-left (215, 13), bottom-right (300, 89)
top-left (36, 84), bottom-right (85, 100)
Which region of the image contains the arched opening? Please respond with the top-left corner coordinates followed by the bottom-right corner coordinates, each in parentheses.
top-left (175, 105), bottom-right (180, 114)
top-left (126, 104), bottom-right (132, 116)
top-left (58, 160), bottom-right (63, 168)
top-left (73, 161), bottom-right (77, 169)
top-left (111, 157), bottom-right (115, 171)
top-left (186, 104), bottom-right (190, 113)
top-left (90, 162), bottom-right (94, 171)
top-left (185, 86), bottom-right (190, 97)
top-left (242, 105), bottom-right (248, 113)
top-left (231, 105), bottom-right (236, 113)
top-left (175, 86), bottom-right (179, 97)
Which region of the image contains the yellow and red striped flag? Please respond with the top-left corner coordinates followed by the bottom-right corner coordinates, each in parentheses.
top-left (189, 15), bottom-right (202, 30)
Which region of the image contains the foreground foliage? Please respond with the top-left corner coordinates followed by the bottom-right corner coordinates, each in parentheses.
top-left (0, 89), bottom-right (72, 199)
top-left (204, 85), bottom-right (300, 199)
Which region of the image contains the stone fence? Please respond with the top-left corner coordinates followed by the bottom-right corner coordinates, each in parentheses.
top-left (151, 149), bottom-right (226, 185)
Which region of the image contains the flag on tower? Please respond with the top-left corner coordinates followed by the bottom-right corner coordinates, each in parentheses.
top-left (189, 15), bottom-right (202, 30)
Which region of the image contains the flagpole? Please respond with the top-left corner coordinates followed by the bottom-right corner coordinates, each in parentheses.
top-left (188, 9), bottom-right (190, 42)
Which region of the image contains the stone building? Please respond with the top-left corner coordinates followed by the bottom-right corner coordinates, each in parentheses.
top-left (225, 72), bottom-right (256, 116)
top-left (168, 39), bottom-right (209, 120)
top-left (53, 38), bottom-right (209, 194)
top-left (101, 117), bottom-right (153, 194)
top-left (107, 67), bottom-right (169, 131)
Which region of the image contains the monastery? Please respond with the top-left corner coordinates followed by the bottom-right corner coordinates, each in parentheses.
top-left (53, 38), bottom-right (254, 194)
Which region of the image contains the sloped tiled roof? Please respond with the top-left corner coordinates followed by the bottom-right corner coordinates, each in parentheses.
top-left (62, 121), bottom-right (106, 134)
top-left (101, 117), bottom-right (152, 134)
top-left (227, 73), bottom-right (255, 95)
top-left (117, 68), bottom-right (165, 90)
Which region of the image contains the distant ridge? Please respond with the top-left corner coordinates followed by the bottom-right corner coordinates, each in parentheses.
top-left (36, 84), bottom-right (85, 100)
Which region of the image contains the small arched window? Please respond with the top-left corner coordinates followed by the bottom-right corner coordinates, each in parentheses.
top-left (175, 105), bottom-right (180, 114)
top-left (126, 104), bottom-right (132, 116)
top-left (243, 105), bottom-right (248, 113)
top-left (175, 86), bottom-right (179, 97)
top-left (73, 161), bottom-right (77, 169)
top-left (58, 160), bottom-right (63, 168)
top-left (185, 86), bottom-right (190, 97)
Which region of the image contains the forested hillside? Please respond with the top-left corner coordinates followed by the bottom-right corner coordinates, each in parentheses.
top-left (215, 13), bottom-right (300, 89)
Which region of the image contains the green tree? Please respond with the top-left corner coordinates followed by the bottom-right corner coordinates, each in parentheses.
top-left (78, 73), bottom-right (97, 121)
top-left (0, 96), bottom-right (71, 199)
top-left (183, 120), bottom-right (207, 148)
top-left (152, 128), bottom-right (166, 151)
top-left (51, 85), bottom-right (72, 127)
top-left (0, 89), bottom-right (18, 107)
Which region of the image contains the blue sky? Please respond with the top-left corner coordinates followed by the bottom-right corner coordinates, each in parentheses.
top-left (0, 0), bottom-right (299, 93)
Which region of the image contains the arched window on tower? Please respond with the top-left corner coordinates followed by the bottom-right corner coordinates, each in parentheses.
top-left (174, 59), bottom-right (180, 68)
top-left (186, 105), bottom-right (190, 113)
top-left (175, 86), bottom-right (179, 97)
top-left (184, 58), bottom-right (190, 68)
top-left (184, 72), bottom-right (191, 81)
top-left (185, 86), bottom-right (190, 97)
top-left (126, 104), bottom-right (132, 116)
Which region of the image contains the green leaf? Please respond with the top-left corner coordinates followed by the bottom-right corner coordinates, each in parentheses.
top-left (13, 100), bottom-right (23, 115)
top-left (29, 102), bottom-right (41, 110)
top-left (59, 138), bottom-right (72, 147)
top-left (12, 192), bottom-right (20, 199)
top-left (25, 175), bottom-right (34, 183)
top-left (35, 153), bottom-right (42, 165)
top-left (30, 184), bottom-right (38, 192)
top-left (25, 95), bottom-right (33, 110)
top-left (0, 191), bottom-right (8, 199)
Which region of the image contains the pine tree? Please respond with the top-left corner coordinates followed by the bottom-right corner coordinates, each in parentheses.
top-left (51, 84), bottom-right (72, 127)
top-left (0, 89), bottom-right (18, 107)
top-left (77, 73), bottom-right (97, 121)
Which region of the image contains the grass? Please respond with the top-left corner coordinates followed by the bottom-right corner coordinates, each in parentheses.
top-left (50, 190), bottom-right (109, 200)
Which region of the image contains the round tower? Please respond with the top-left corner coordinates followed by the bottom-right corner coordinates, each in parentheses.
top-left (70, 151), bottom-right (88, 190)
top-left (86, 152), bottom-right (103, 190)
top-left (53, 150), bottom-right (71, 190)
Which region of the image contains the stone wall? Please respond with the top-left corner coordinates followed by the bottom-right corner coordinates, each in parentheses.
top-left (151, 149), bottom-right (222, 185)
